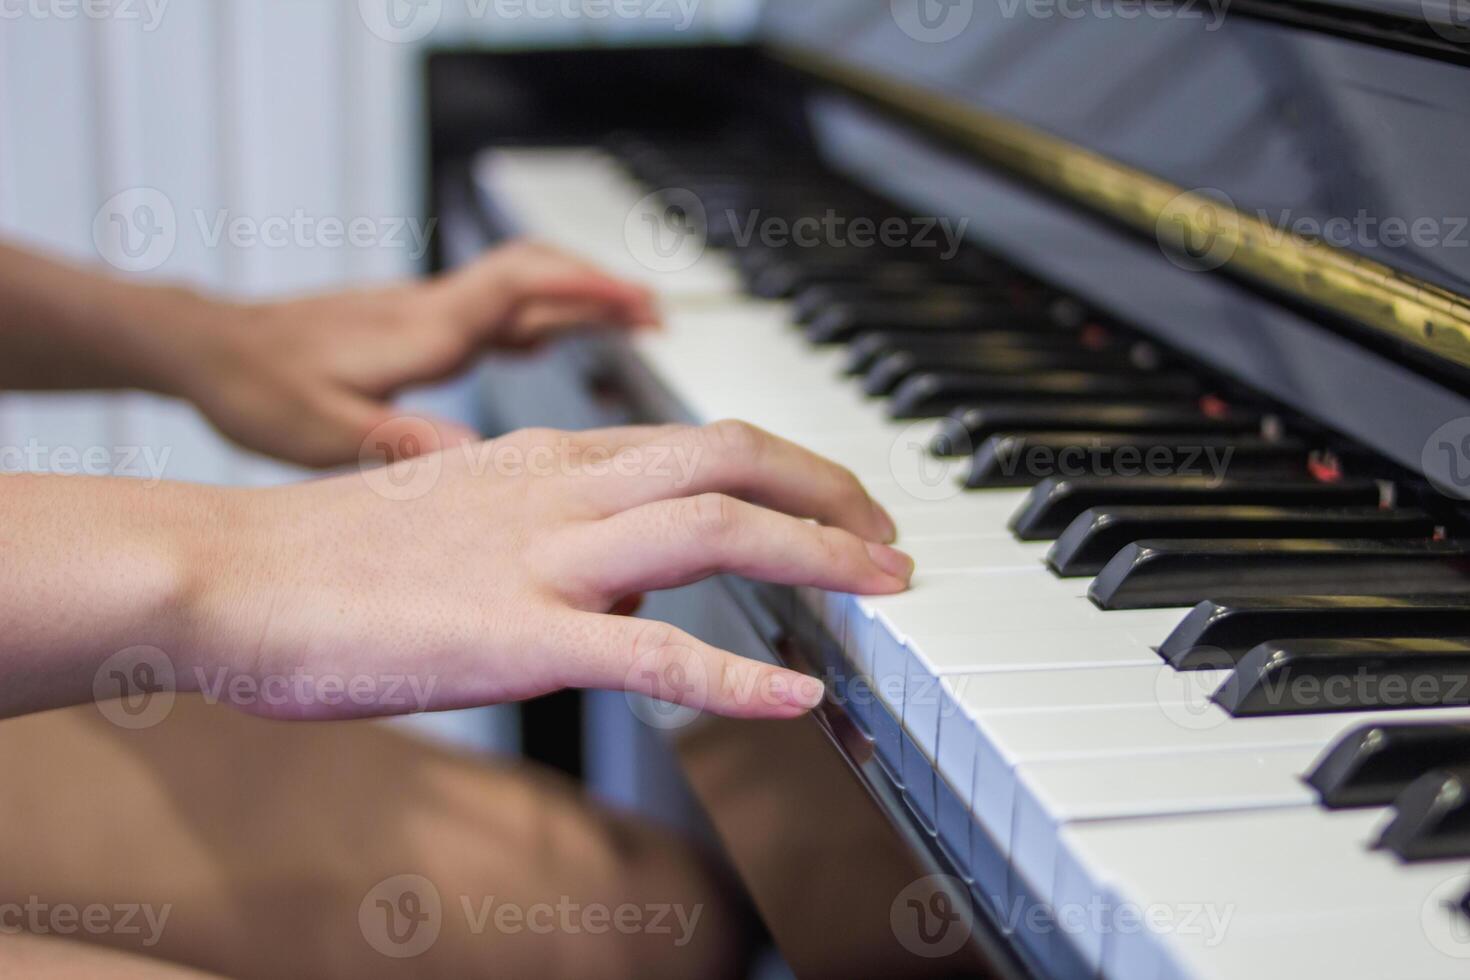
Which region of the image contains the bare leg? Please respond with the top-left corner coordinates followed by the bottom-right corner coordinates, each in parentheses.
top-left (0, 698), bottom-right (746, 980)
top-left (0, 935), bottom-right (223, 978)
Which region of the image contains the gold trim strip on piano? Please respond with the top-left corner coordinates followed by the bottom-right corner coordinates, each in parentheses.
top-left (774, 45), bottom-right (1470, 371)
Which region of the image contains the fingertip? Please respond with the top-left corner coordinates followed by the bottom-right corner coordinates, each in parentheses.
top-left (865, 542), bottom-right (915, 583)
top-left (784, 673), bottom-right (826, 711)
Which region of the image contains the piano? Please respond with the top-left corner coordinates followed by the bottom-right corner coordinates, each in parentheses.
top-left (431, 4), bottom-right (1470, 977)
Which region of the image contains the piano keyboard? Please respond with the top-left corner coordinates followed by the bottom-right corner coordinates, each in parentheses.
top-left (476, 143), bottom-right (1470, 979)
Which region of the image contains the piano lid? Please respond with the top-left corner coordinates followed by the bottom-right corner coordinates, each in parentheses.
top-left (757, 1), bottom-right (1470, 373)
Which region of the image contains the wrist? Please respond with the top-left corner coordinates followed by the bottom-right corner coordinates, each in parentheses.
top-left (163, 483), bottom-right (261, 690)
top-left (0, 475), bottom-right (247, 719)
top-left (130, 287), bottom-right (253, 404)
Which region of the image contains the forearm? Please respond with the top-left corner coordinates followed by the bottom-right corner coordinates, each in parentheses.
top-left (0, 473), bottom-right (222, 719)
top-left (0, 242), bottom-right (230, 396)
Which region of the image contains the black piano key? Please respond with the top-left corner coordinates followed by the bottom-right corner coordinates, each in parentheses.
top-left (744, 254), bottom-right (996, 291)
top-left (779, 276), bottom-right (1006, 307)
top-left (792, 282), bottom-right (1010, 319)
top-left (1159, 596), bottom-right (1470, 668)
top-left (1090, 539), bottom-right (1470, 611)
top-left (1307, 722), bottom-right (1470, 808)
top-left (1011, 477), bottom-right (1383, 541)
top-left (739, 249), bottom-right (980, 283)
top-left (933, 403), bottom-right (1263, 457)
top-left (1376, 767), bottom-right (1470, 861)
top-left (1048, 506), bottom-right (1435, 577)
top-left (845, 330), bottom-right (1094, 376)
top-left (864, 349), bottom-right (1143, 396)
top-left (806, 302), bottom-right (1055, 344)
top-left (967, 432), bottom-right (1309, 489)
top-left (888, 371), bottom-right (1200, 419)
top-left (1213, 638), bottom-right (1470, 717)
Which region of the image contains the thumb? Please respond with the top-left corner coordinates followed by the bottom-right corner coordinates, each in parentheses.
top-left (564, 614), bottom-right (826, 721)
top-left (442, 258), bottom-right (661, 336)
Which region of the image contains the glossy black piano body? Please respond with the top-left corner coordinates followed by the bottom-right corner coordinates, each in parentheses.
top-left (429, 4), bottom-right (1470, 976)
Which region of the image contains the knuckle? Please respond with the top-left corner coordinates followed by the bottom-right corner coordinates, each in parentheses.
top-left (628, 620), bottom-right (679, 662)
top-left (708, 658), bottom-right (736, 707)
top-left (703, 418), bottom-right (766, 462)
top-left (679, 492), bottom-right (736, 541)
top-left (815, 524), bottom-right (856, 570)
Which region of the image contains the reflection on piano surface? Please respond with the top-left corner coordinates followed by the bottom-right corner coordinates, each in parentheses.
top-left (439, 4), bottom-right (1470, 976)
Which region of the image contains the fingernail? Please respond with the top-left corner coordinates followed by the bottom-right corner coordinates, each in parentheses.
top-left (866, 542), bottom-right (915, 582)
top-left (871, 500), bottom-right (899, 543)
top-left (788, 675), bottom-right (826, 709)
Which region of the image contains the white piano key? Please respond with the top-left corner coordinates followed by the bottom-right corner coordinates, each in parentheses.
top-left (970, 703), bottom-right (1470, 887)
top-left (888, 497), bottom-right (1031, 540)
top-left (477, 149), bottom-right (1470, 980)
top-left (870, 481), bottom-right (1029, 529)
top-left (876, 587), bottom-right (1181, 642)
top-left (900, 534), bottom-right (1050, 573)
top-left (1058, 807), bottom-right (1470, 979)
top-left (1008, 745), bottom-right (1322, 957)
top-left (898, 663), bottom-right (1227, 854)
top-left (476, 149), bottom-right (746, 299)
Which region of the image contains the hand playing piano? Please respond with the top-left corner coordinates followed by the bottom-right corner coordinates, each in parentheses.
top-left (165, 421), bottom-right (910, 722)
top-left (180, 240), bottom-right (660, 467)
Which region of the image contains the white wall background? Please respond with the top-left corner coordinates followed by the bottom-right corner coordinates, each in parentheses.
top-left (0, 0), bottom-right (760, 749)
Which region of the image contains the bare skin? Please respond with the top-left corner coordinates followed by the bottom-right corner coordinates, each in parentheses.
top-left (0, 698), bottom-right (748, 980)
top-left (0, 240), bottom-right (912, 974)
